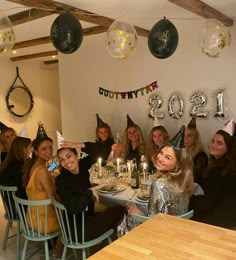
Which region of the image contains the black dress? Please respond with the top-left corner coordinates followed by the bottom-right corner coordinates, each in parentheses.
top-left (189, 164), bottom-right (236, 229)
top-left (82, 138), bottom-right (114, 165)
top-left (0, 159), bottom-right (27, 199)
top-left (55, 157), bottom-right (124, 242)
top-left (193, 151), bottom-right (208, 185)
top-left (125, 145), bottom-right (141, 167)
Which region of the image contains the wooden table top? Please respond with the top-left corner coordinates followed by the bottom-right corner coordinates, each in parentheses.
top-left (88, 213), bottom-right (236, 260)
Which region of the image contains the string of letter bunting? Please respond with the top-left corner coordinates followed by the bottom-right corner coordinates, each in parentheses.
top-left (99, 81), bottom-right (158, 99)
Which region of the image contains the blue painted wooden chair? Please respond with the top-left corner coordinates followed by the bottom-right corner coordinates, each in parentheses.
top-left (52, 199), bottom-right (114, 260)
top-left (13, 195), bottom-right (61, 260)
top-left (0, 185), bottom-right (21, 260)
top-left (132, 210), bottom-right (194, 224)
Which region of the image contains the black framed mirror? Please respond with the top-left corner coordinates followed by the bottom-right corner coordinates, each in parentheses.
top-left (6, 67), bottom-right (34, 118)
top-left (5, 86), bottom-right (34, 117)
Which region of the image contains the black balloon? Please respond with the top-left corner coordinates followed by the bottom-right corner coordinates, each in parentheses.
top-left (148, 18), bottom-right (179, 59)
top-left (50, 13), bottom-right (83, 54)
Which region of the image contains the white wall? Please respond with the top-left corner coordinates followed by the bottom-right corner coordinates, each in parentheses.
top-left (59, 19), bottom-right (236, 151)
top-left (0, 57), bottom-right (61, 152)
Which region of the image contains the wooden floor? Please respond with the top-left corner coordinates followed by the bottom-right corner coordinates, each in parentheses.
top-left (0, 200), bottom-right (111, 260)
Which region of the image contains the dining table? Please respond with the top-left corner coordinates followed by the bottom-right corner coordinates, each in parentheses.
top-left (88, 213), bottom-right (236, 259)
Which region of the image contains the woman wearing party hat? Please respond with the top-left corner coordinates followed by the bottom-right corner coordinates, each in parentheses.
top-left (23, 122), bottom-right (62, 257)
top-left (184, 117), bottom-right (208, 185)
top-left (117, 126), bottom-right (194, 236)
top-left (190, 119), bottom-right (236, 229)
top-left (110, 115), bottom-right (146, 167)
top-left (61, 114), bottom-right (114, 164)
top-left (0, 121), bottom-right (17, 163)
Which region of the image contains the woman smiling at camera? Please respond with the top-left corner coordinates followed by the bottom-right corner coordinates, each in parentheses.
top-left (55, 147), bottom-right (125, 241)
top-left (117, 126), bottom-right (194, 236)
top-left (190, 120), bottom-right (236, 229)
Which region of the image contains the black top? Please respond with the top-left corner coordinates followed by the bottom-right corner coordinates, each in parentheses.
top-left (82, 138), bottom-right (114, 165)
top-left (0, 152), bottom-right (7, 163)
top-left (193, 151), bottom-right (208, 185)
top-left (0, 159), bottom-right (27, 199)
top-left (55, 157), bottom-right (94, 215)
top-left (190, 165), bottom-right (236, 229)
top-left (125, 145), bottom-right (141, 167)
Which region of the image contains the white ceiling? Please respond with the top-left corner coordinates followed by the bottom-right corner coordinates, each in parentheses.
top-left (0, 0), bottom-right (235, 61)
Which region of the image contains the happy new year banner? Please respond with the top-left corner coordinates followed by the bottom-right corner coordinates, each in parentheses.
top-left (99, 81), bottom-right (158, 99)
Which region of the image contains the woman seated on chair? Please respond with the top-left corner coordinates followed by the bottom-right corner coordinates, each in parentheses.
top-left (23, 124), bottom-right (62, 257)
top-left (190, 120), bottom-right (236, 229)
top-left (184, 117), bottom-right (208, 185)
top-left (109, 115), bottom-right (146, 167)
top-left (146, 125), bottom-right (170, 172)
top-left (117, 126), bottom-right (194, 236)
top-left (62, 114), bottom-right (114, 165)
top-left (0, 136), bottom-right (32, 200)
top-left (55, 147), bottom-right (125, 242)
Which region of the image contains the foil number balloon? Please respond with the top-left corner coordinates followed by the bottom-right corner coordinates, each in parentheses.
top-left (190, 91), bottom-right (209, 118)
top-left (168, 94), bottom-right (184, 120)
top-left (214, 89), bottom-right (226, 119)
top-left (149, 94), bottom-right (164, 119)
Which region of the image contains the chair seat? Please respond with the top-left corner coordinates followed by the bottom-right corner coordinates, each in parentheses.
top-left (23, 230), bottom-right (61, 242)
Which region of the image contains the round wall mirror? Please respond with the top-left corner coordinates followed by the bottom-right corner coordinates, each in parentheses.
top-left (5, 86), bottom-right (34, 117)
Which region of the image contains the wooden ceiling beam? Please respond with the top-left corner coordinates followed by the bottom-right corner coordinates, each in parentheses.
top-left (6, 0), bottom-right (149, 37)
top-left (13, 26), bottom-right (107, 49)
top-left (10, 50), bottom-right (57, 61)
top-left (9, 8), bottom-right (54, 26)
top-left (168, 0), bottom-right (233, 26)
top-left (44, 59), bottom-right (58, 65)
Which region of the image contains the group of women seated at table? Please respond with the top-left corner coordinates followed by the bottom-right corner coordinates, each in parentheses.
top-left (0, 114), bottom-right (236, 257)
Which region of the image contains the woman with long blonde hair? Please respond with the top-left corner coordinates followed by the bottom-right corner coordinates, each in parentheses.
top-left (147, 125), bottom-right (169, 171)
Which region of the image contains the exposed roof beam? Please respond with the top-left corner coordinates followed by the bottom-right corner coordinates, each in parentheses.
top-left (9, 8), bottom-right (54, 26)
top-left (44, 59), bottom-right (58, 65)
top-left (6, 0), bottom-right (149, 37)
top-left (168, 0), bottom-right (233, 26)
top-left (13, 26), bottom-right (107, 49)
top-left (10, 50), bottom-right (57, 61)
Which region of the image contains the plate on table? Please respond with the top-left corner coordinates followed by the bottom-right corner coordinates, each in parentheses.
top-left (135, 191), bottom-right (150, 203)
top-left (97, 184), bottom-right (120, 194)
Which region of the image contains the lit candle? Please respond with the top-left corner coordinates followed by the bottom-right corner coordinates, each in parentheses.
top-left (143, 162), bottom-right (147, 182)
top-left (127, 161), bottom-right (131, 184)
top-left (98, 157), bottom-right (102, 177)
top-left (117, 158), bottom-right (120, 173)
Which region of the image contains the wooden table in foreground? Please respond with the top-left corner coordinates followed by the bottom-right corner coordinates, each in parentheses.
top-left (88, 213), bottom-right (236, 260)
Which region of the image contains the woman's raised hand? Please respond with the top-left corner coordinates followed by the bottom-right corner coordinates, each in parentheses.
top-left (61, 140), bottom-right (84, 149)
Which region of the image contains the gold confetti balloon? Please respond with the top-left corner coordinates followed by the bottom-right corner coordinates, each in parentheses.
top-left (105, 20), bottom-right (137, 59)
top-left (202, 20), bottom-right (231, 58)
top-left (0, 12), bottom-right (15, 54)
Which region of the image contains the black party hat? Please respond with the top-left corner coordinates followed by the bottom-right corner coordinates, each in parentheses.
top-left (127, 114), bottom-right (137, 128)
top-left (96, 113), bottom-right (106, 127)
top-left (170, 125), bottom-right (185, 148)
top-left (36, 121), bottom-right (48, 139)
top-left (0, 122), bottom-right (8, 132)
top-left (187, 117), bottom-right (197, 129)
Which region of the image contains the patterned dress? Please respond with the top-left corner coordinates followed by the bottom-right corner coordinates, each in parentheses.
top-left (117, 178), bottom-right (189, 236)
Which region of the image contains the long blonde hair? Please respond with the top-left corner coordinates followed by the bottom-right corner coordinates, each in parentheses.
top-left (123, 125), bottom-right (146, 158)
top-left (186, 127), bottom-right (205, 158)
top-left (153, 145), bottom-right (194, 198)
top-left (147, 126), bottom-right (169, 163)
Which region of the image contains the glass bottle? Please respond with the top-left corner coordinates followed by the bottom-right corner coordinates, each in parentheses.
top-left (131, 158), bottom-right (139, 189)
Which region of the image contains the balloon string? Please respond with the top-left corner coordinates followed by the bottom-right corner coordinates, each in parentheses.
top-left (3, 6), bottom-right (236, 20)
